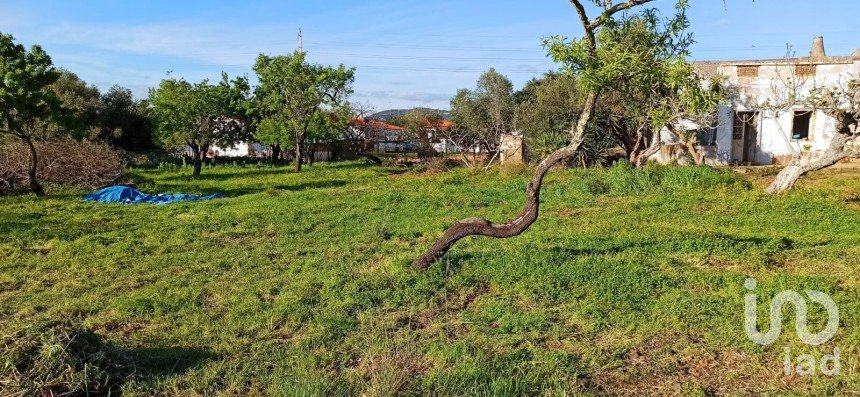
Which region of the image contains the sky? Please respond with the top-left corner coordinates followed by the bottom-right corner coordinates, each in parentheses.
top-left (1, 0), bottom-right (859, 110)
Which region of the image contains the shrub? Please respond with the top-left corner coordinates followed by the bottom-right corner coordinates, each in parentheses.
top-left (0, 138), bottom-right (126, 192)
top-left (0, 321), bottom-right (132, 395)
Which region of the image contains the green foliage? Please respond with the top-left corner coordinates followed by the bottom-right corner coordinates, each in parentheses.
top-left (1, 163), bottom-right (858, 395)
top-left (254, 117), bottom-right (293, 149)
top-left (544, 1), bottom-right (693, 94)
top-left (44, 70), bottom-right (101, 139)
top-left (0, 32), bottom-right (62, 140)
top-left (253, 51), bottom-right (354, 161)
top-left (542, 1), bottom-right (723, 159)
top-left (148, 73), bottom-right (251, 150)
top-left (98, 85), bottom-right (154, 151)
top-left (450, 68), bottom-right (515, 148)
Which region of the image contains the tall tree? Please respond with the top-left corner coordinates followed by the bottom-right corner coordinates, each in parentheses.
top-left (0, 33), bottom-right (63, 195)
top-left (588, 13), bottom-right (723, 167)
top-left (253, 51), bottom-right (354, 172)
top-left (413, 0), bottom-right (693, 269)
top-left (149, 73), bottom-right (250, 176)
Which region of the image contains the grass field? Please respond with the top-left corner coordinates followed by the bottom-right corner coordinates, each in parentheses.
top-left (1, 161), bottom-right (859, 396)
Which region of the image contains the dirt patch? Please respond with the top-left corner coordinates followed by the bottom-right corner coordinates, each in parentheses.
top-left (95, 320), bottom-right (149, 338)
top-left (554, 208), bottom-right (584, 219)
top-left (587, 331), bottom-right (812, 396)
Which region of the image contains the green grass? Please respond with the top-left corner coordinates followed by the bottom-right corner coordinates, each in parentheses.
top-left (1, 161), bottom-right (859, 395)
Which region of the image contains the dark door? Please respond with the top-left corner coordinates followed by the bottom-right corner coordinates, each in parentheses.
top-left (742, 115), bottom-right (758, 163)
top-left (732, 111), bottom-right (759, 164)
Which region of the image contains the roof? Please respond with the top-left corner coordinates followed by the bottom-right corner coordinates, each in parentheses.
top-left (693, 54), bottom-right (857, 79)
top-left (692, 61), bottom-right (723, 79)
top-left (351, 118), bottom-right (403, 131)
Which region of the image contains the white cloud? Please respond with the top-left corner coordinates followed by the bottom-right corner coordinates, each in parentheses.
top-left (41, 22), bottom-right (276, 66)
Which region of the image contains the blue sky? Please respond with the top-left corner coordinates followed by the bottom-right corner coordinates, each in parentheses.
top-left (2, 0), bottom-right (859, 110)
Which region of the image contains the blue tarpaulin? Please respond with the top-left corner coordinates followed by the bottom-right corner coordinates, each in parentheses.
top-left (82, 186), bottom-right (225, 205)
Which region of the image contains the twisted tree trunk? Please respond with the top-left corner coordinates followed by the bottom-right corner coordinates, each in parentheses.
top-left (411, 0), bottom-right (653, 269)
top-left (189, 143), bottom-right (207, 177)
top-left (412, 93), bottom-right (596, 269)
top-left (766, 132), bottom-right (854, 194)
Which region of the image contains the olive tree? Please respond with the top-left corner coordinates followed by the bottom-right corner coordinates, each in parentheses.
top-left (449, 68), bottom-right (515, 167)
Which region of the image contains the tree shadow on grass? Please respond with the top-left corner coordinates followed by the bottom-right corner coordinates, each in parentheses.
top-left (157, 167), bottom-right (290, 182)
top-left (132, 346), bottom-right (220, 378)
top-left (213, 179), bottom-right (348, 197)
top-left (548, 241), bottom-right (658, 258)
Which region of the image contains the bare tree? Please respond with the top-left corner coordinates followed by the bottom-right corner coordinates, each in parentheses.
top-left (412, 0), bottom-right (657, 269)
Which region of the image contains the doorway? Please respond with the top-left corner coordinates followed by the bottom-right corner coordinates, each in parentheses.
top-left (732, 111), bottom-right (759, 164)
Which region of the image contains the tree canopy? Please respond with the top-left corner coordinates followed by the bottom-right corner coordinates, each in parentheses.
top-left (149, 73), bottom-right (251, 175)
top-left (253, 51), bottom-right (354, 171)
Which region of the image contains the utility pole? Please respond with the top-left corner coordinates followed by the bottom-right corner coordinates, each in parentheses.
top-left (298, 28), bottom-right (303, 52)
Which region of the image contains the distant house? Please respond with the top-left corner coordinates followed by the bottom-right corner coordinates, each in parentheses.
top-left (692, 37), bottom-right (860, 165)
top-left (349, 118), bottom-right (414, 153)
top-left (208, 142), bottom-right (268, 158)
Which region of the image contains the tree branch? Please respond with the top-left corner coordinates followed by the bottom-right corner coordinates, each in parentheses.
top-left (590, 0), bottom-right (654, 30)
top-left (568, 0), bottom-right (596, 47)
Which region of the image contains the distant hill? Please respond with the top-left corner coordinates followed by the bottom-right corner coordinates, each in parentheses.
top-left (370, 108), bottom-right (451, 121)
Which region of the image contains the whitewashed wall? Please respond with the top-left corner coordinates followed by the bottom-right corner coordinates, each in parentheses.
top-left (713, 61), bottom-right (857, 164)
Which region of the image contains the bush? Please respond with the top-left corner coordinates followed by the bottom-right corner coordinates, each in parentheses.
top-left (0, 321), bottom-right (132, 395)
top-left (0, 138), bottom-right (126, 191)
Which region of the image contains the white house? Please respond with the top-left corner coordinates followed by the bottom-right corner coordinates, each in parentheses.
top-left (693, 37), bottom-right (860, 165)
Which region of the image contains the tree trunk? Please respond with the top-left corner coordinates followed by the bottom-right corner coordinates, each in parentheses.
top-left (24, 137), bottom-right (45, 196)
top-left (684, 139), bottom-right (705, 165)
top-left (272, 144), bottom-right (281, 163)
top-left (668, 126), bottom-right (705, 166)
top-left (632, 131), bottom-right (661, 167)
top-left (192, 156), bottom-right (202, 176)
top-left (412, 92), bottom-right (597, 269)
top-left (766, 133), bottom-right (851, 194)
top-left (295, 139), bottom-right (303, 172)
top-left (190, 144), bottom-right (206, 177)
